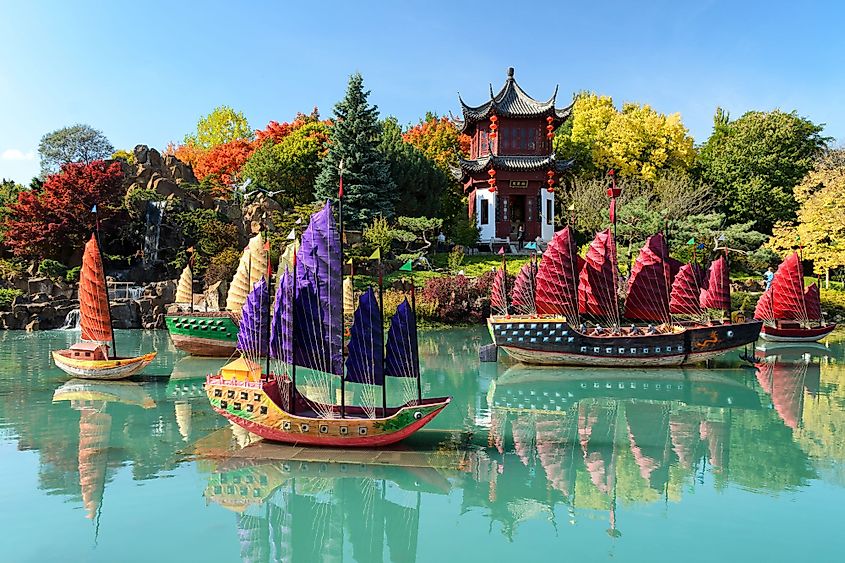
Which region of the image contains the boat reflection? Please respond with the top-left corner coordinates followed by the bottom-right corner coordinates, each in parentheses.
top-left (206, 458), bottom-right (451, 563)
top-left (52, 380), bottom-right (156, 521)
top-left (754, 350), bottom-right (823, 429)
top-left (481, 365), bottom-right (762, 537)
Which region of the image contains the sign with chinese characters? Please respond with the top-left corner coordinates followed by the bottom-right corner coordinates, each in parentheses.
top-left (509, 180), bottom-right (528, 188)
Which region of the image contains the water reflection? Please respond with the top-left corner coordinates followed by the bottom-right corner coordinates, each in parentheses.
top-left (52, 380), bottom-right (156, 520)
top-left (2, 329), bottom-right (845, 562)
top-left (206, 458), bottom-right (445, 563)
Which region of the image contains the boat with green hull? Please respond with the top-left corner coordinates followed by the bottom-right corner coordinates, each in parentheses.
top-left (166, 234), bottom-right (268, 357)
top-left (165, 313), bottom-right (239, 357)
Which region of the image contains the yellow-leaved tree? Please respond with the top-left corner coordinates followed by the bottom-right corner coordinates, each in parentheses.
top-left (769, 150), bottom-right (845, 282)
top-left (556, 93), bottom-right (696, 181)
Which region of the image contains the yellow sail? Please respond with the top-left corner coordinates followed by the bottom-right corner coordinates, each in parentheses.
top-left (225, 234), bottom-right (268, 312)
top-left (343, 277), bottom-right (355, 317)
top-left (278, 239), bottom-right (300, 274)
top-left (175, 264), bottom-right (193, 304)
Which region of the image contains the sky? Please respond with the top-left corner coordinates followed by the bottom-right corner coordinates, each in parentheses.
top-left (1, 0), bottom-right (843, 183)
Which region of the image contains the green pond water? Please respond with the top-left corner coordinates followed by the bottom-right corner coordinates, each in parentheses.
top-left (2, 327), bottom-right (845, 562)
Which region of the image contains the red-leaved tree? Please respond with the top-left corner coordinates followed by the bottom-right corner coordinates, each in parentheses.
top-left (4, 161), bottom-right (126, 260)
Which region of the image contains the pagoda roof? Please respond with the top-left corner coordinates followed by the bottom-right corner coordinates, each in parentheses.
top-left (453, 154), bottom-right (575, 182)
top-left (458, 68), bottom-right (573, 132)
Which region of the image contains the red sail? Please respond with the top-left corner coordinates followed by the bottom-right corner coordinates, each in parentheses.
top-left (771, 253), bottom-right (807, 320)
top-left (804, 283), bottom-right (821, 321)
top-left (754, 286), bottom-right (774, 320)
top-left (490, 266), bottom-right (508, 315)
top-left (511, 262), bottom-right (537, 314)
top-left (624, 234), bottom-right (672, 321)
top-left (79, 234), bottom-right (113, 344)
top-left (669, 263), bottom-right (705, 316)
top-left (578, 229), bottom-right (618, 319)
top-left (699, 256), bottom-right (730, 311)
top-left (535, 226), bottom-right (583, 318)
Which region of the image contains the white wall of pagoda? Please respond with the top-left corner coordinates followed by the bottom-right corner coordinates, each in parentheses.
top-left (474, 188), bottom-right (496, 242)
top-left (540, 189), bottom-right (555, 242)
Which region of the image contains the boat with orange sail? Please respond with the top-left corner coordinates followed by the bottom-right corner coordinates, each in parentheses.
top-left (206, 200), bottom-right (450, 447)
top-left (753, 252), bottom-right (836, 342)
top-left (51, 234), bottom-right (157, 379)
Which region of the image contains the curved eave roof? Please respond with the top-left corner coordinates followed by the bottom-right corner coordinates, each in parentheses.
top-left (459, 70), bottom-right (572, 133)
top-left (454, 155), bottom-right (575, 183)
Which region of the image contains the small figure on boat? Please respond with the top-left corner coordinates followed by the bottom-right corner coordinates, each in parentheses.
top-left (646, 324), bottom-right (657, 335)
top-left (628, 324), bottom-right (642, 336)
top-left (592, 324), bottom-right (605, 336)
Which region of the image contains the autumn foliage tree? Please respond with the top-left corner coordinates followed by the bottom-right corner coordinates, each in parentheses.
top-left (4, 161), bottom-right (126, 261)
top-left (555, 93), bottom-right (696, 181)
top-left (768, 149), bottom-right (845, 279)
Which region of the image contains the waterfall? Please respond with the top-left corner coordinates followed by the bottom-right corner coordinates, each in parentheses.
top-left (143, 201), bottom-right (166, 265)
top-left (62, 309), bottom-right (81, 330)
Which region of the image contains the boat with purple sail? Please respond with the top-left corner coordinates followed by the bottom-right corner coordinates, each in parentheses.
top-left (205, 201), bottom-right (450, 447)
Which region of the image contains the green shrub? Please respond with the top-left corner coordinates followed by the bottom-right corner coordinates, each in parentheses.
top-left (447, 245), bottom-right (465, 272)
top-left (0, 288), bottom-right (22, 310)
top-left (451, 217), bottom-right (480, 247)
top-left (0, 259), bottom-right (25, 281)
top-left (65, 266), bottom-right (81, 283)
top-left (38, 259), bottom-right (68, 280)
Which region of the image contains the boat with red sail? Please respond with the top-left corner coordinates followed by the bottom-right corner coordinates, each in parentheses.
top-left (753, 252), bottom-right (836, 341)
top-left (52, 234), bottom-right (157, 379)
top-left (488, 219), bottom-right (762, 366)
top-left (205, 201), bottom-right (450, 447)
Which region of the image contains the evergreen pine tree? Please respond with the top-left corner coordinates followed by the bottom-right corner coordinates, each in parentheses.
top-left (314, 73), bottom-right (397, 228)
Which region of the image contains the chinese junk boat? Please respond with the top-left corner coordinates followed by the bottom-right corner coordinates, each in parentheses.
top-left (52, 235), bottom-right (157, 379)
top-left (487, 224), bottom-right (762, 367)
top-left (754, 252), bottom-right (836, 342)
top-left (165, 234), bottom-right (269, 357)
top-left (206, 202), bottom-right (450, 447)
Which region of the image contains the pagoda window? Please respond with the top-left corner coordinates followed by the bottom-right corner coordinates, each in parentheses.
top-left (527, 194), bottom-right (536, 222)
top-left (517, 127), bottom-right (525, 150)
top-left (480, 199), bottom-right (489, 225)
top-left (546, 199), bottom-right (553, 225)
top-left (479, 130), bottom-right (489, 157)
top-left (528, 128), bottom-right (538, 151)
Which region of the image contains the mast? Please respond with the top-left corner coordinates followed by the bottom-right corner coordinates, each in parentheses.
top-left (338, 160), bottom-right (346, 419)
top-left (264, 231), bottom-right (272, 379)
top-left (290, 249), bottom-right (297, 416)
top-left (606, 170), bottom-right (622, 328)
top-left (378, 257), bottom-right (386, 417)
top-left (92, 204), bottom-right (116, 358)
top-left (411, 281), bottom-right (421, 403)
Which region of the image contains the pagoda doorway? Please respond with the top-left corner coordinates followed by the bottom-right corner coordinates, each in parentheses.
top-left (509, 194), bottom-right (526, 240)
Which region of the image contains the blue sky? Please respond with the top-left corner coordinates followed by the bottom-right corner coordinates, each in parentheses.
top-left (1, 0), bottom-right (843, 183)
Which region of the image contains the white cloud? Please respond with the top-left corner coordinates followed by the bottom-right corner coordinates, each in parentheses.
top-left (1, 149), bottom-right (35, 161)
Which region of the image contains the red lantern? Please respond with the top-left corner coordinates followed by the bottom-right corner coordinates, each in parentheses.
top-left (488, 169), bottom-right (497, 177)
top-left (606, 169), bottom-right (622, 198)
top-left (547, 178), bottom-right (554, 187)
top-left (546, 170), bottom-right (554, 178)
top-left (546, 116), bottom-right (554, 124)
top-left (547, 187), bottom-right (554, 193)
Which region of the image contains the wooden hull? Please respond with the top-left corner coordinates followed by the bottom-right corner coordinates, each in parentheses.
top-left (165, 313), bottom-right (238, 357)
top-left (759, 323), bottom-right (837, 342)
top-left (487, 316), bottom-right (762, 367)
top-left (52, 351), bottom-right (157, 380)
top-left (206, 376), bottom-right (450, 448)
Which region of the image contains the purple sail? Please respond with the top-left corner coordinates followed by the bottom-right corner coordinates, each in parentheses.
top-left (269, 268), bottom-right (293, 362)
top-left (344, 287), bottom-right (384, 386)
top-left (293, 271), bottom-right (330, 373)
top-left (385, 298), bottom-right (419, 378)
top-left (297, 201), bottom-right (343, 376)
top-left (237, 276), bottom-right (269, 357)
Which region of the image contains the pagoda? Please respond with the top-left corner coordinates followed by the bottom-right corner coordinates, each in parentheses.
top-left (455, 67), bottom-right (573, 244)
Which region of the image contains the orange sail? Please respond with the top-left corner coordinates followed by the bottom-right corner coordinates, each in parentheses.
top-left (79, 235), bottom-right (113, 345)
